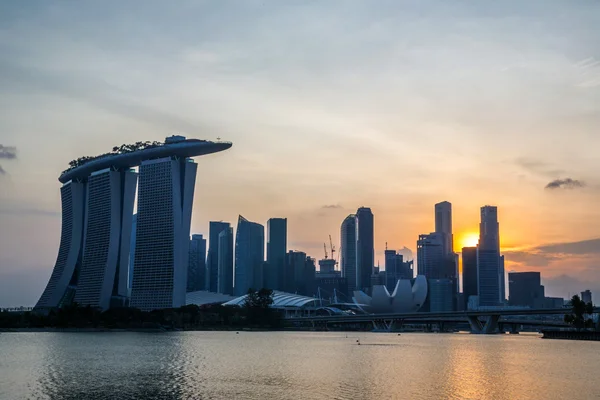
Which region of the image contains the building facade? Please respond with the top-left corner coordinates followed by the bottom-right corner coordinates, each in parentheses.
top-left (217, 227), bottom-right (234, 295)
top-left (477, 205), bottom-right (504, 306)
top-left (188, 234), bottom-right (207, 292)
top-left (266, 218), bottom-right (287, 291)
top-left (234, 215), bottom-right (264, 296)
top-left (340, 214), bottom-right (357, 293)
top-left (355, 207), bottom-right (374, 293)
top-left (206, 221), bottom-right (230, 292)
top-left (508, 272), bottom-right (544, 308)
top-left (462, 246), bottom-right (478, 309)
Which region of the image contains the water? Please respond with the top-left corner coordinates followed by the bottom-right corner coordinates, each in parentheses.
top-left (1, 331), bottom-right (598, 399)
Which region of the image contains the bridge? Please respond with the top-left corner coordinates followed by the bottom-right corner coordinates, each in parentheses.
top-left (285, 307), bottom-right (600, 334)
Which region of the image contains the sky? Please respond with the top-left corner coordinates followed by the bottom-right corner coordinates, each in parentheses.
top-left (1, 1), bottom-right (599, 307)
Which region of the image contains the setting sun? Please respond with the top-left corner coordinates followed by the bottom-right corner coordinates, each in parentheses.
top-left (458, 232), bottom-right (479, 249)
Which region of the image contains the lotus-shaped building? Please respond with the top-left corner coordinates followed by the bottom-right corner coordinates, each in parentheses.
top-left (353, 275), bottom-right (428, 314)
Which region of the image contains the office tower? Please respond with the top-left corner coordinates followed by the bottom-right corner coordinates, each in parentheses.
top-left (188, 234), bottom-right (206, 292)
top-left (355, 207), bottom-right (374, 293)
top-left (35, 136), bottom-right (232, 313)
top-left (73, 168), bottom-right (137, 310)
top-left (266, 218), bottom-right (287, 290)
top-left (508, 272), bottom-right (545, 308)
top-left (477, 205), bottom-right (503, 307)
top-left (384, 249), bottom-right (413, 292)
top-left (434, 201), bottom-right (453, 255)
top-left (129, 214), bottom-right (137, 289)
top-left (581, 290), bottom-right (592, 305)
top-left (341, 214), bottom-right (357, 292)
top-left (217, 227), bottom-right (234, 295)
top-left (416, 233), bottom-right (445, 278)
top-left (206, 221), bottom-right (230, 292)
top-left (428, 279), bottom-right (454, 312)
top-left (305, 256), bottom-right (316, 297)
top-left (35, 181), bottom-right (87, 310)
top-left (462, 247), bottom-right (478, 309)
top-left (234, 215), bottom-right (265, 296)
top-left (286, 251), bottom-right (307, 293)
top-left (130, 156), bottom-right (197, 311)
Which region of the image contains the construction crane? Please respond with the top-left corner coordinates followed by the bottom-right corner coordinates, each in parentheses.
top-left (323, 243), bottom-right (328, 259)
top-left (329, 235), bottom-right (336, 261)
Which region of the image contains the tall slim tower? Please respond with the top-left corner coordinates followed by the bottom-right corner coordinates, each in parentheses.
top-left (477, 205), bottom-right (504, 306)
top-left (188, 234), bottom-right (207, 292)
top-left (234, 215), bottom-right (265, 296)
top-left (340, 214), bottom-right (357, 293)
top-left (73, 168), bottom-right (137, 310)
top-left (217, 227), bottom-right (234, 295)
top-left (130, 157), bottom-right (197, 311)
top-left (266, 218), bottom-right (287, 291)
top-left (462, 246), bottom-right (478, 309)
top-left (434, 201), bottom-right (453, 256)
top-left (206, 221), bottom-right (230, 292)
top-left (355, 207), bottom-right (374, 293)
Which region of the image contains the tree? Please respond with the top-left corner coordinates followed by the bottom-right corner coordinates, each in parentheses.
top-left (243, 288), bottom-right (279, 327)
top-left (564, 295), bottom-right (594, 331)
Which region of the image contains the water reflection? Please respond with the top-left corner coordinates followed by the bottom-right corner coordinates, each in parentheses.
top-left (0, 331), bottom-right (598, 400)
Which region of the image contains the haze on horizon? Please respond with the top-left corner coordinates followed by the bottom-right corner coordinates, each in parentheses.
top-left (0, 1), bottom-right (599, 307)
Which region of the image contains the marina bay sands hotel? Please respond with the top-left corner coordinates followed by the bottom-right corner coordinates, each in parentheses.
top-left (35, 136), bottom-right (232, 312)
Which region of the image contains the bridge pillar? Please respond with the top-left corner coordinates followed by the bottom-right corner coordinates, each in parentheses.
top-left (467, 316), bottom-right (484, 333)
top-left (481, 315), bottom-right (500, 334)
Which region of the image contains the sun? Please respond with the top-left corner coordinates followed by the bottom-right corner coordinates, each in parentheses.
top-left (459, 232), bottom-right (479, 249)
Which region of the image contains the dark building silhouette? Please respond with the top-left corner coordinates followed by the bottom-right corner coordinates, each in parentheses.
top-left (478, 205), bottom-right (505, 305)
top-left (234, 215), bottom-right (264, 296)
top-left (508, 272), bottom-right (545, 308)
top-left (285, 251), bottom-right (315, 296)
top-left (581, 290), bottom-right (592, 305)
top-left (340, 214), bottom-right (357, 292)
top-left (206, 221), bottom-right (230, 292)
top-left (356, 207), bottom-right (374, 293)
top-left (187, 234), bottom-right (206, 292)
top-left (217, 227), bottom-right (234, 295)
top-left (266, 218), bottom-right (287, 291)
top-left (462, 247), bottom-right (478, 309)
top-left (384, 249), bottom-right (413, 292)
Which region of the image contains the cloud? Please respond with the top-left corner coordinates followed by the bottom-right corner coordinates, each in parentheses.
top-left (504, 238), bottom-right (600, 267)
top-left (0, 145), bottom-right (17, 159)
top-left (537, 238), bottom-right (600, 255)
top-left (545, 178), bottom-right (586, 190)
top-left (321, 204), bottom-right (343, 209)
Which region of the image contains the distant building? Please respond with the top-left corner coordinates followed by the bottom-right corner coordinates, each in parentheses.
top-left (217, 227), bottom-right (234, 295)
top-left (129, 214), bottom-right (137, 289)
top-left (188, 234), bottom-right (206, 292)
top-left (462, 247), bottom-right (478, 309)
top-left (234, 215), bottom-right (264, 296)
top-left (286, 251), bottom-right (307, 294)
top-left (340, 214), bottom-right (357, 292)
top-left (477, 205), bottom-right (504, 307)
top-left (318, 258), bottom-right (336, 274)
top-left (266, 218), bottom-right (287, 291)
top-left (384, 249), bottom-right (413, 293)
top-left (417, 233), bottom-right (445, 279)
top-left (206, 221), bottom-right (230, 292)
top-left (434, 201), bottom-right (453, 256)
top-left (581, 290), bottom-right (593, 305)
top-left (130, 157), bottom-right (197, 311)
top-left (355, 207), bottom-right (374, 293)
top-left (428, 279), bottom-right (455, 312)
top-left (508, 272), bottom-right (544, 308)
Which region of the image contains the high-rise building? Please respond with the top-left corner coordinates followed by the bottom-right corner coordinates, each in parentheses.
top-left (129, 214), bottom-right (137, 289)
top-left (72, 169), bottom-right (137, 310)
top-left (462, 247), bottom-right (478, 308)
top-left (266, 218), bottom-right (287, 291)
top-left (384, 249), bottom-right (413, 292)
top-left (35, 136), bottom-right (231, 313)
top-left (355, 207), bottom-right (374, 293)
top-left (434, 201), bottom-right (453, 255)
top-left (477, 205), bottom-right (504, 307)
top-left (508, 272), bottom-right (544, 308)
top-left (428, 279), bottom-right (455, 312)
top-left (417, 233), bottom-right (445, 278)
top-left (206, 221), bottom-right (230, 292)
top-left (340, 214), bottom-right (357, 293)
top-left (581, 290), bottom-right (593, 305)
top-left (234, 215), bottom-right (264, 296)
top-left (130, 156), bottom-right (197, 311)
top-left (217, 227), bottom-right (234, 295)
top-left (188, 234), bottom-right (206, 292)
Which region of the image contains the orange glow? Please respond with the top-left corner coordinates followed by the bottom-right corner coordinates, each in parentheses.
top-left (458, 232), bottom-right (479, 249)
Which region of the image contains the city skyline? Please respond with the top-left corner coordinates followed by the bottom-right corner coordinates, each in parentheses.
top-left (1, 1), bottom-right (600, 306)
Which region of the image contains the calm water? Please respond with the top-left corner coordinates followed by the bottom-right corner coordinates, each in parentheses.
top-left (1, 331), bottom-right (599, 400)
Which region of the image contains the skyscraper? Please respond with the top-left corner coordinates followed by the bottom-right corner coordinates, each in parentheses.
top-left (129, 213), bottom-right (137, 289)
top-left (462, 247), bottom-right (478, 309)
top-left (234, 215), bottom-right (265, 296)
top-left (435, 201), bottom-right (453, 255)
top-left (384, 249), bottom-right (413, 292)
top-left (416, 233), bottom-right (445, 278)
top-left (355, 207), bottom-right (374, 293)
top-left (508, 272), bottom-right (544, 308)
top-left (35, 136), bottom-right (231, 313)
top-left (477, 205), bottom-right (504, 306)
top-left (340, 214), bottom-right (357, 293)
top-left (217, 227), bottom-right (234, 295)
top-left (73, 169), bottom-right (137, 310)
top-left (266, 218), bottom-right (287, 291)
top-left (581, 290), bottom-right (592, 305)
top-left (188, 234), bottom-right (206, 292)
top-left (206, 221), bottom-right (230, 292)
top-left (130, 157), bottom-right (197, 311)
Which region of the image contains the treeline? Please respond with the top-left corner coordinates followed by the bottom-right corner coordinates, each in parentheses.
top-left (0, 289), bottom-right (282, 331)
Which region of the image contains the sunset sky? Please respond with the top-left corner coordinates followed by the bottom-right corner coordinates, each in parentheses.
top-left (1, 1), bottom-right (599, 307)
